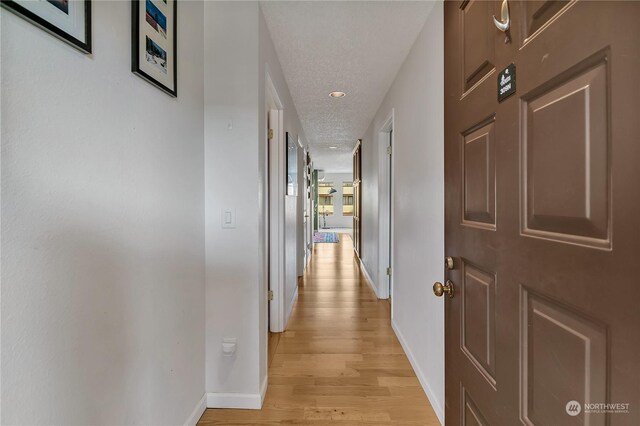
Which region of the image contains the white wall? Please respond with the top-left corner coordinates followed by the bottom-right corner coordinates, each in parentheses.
top-left (204, 1), bottom-right (306, 405)
top-left (361, 133), bottom-right (380, 288)
top-left (204, 1), bottom-right (261, 404)
top-left (360, 3), bottom-right (444, 423)
top-left (1, 1), bottom-right (206, 424)
top-left (320, 172), bottom-right (353, 229)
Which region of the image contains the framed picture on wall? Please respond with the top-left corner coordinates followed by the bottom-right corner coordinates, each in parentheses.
top-left (286, 132), bottom-right (298, 196)
top-left (131, 0), bottom-right (177, 97)
top-left (1, 0), bottom-right (91, 53)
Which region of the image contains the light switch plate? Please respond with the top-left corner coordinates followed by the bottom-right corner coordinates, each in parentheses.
top-left (222, 208), bottom-right (236, 229)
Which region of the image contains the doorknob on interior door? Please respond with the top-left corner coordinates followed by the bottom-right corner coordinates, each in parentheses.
top-left (433, 280), bottom-right (455, 298)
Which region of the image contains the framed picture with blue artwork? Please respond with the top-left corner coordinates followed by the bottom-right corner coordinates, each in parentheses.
top-left (132, 0), bottom-right (177, 97)
top-left (1, 0), bottom-right (91, 53)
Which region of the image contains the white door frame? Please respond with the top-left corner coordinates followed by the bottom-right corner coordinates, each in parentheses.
top-left (296, 137), bottom-right (305, 277)
top-left (266, 71), bottom-right (286, 332)
top-left (302, 148), bottom-right (308, 268)
top-left (378, 110), bottom-right (394, 301)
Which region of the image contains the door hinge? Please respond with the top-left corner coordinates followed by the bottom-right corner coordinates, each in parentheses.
top-left (387, 146), bottom-right (392, 155)
top-left (268, 129), bottom-right (274, 140)
top-left (386, 266), bottom-right (392, 276)
top-left (268, 290), bottom-right (274, 301)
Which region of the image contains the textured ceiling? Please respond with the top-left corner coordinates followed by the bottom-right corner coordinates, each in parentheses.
top-left (261, 1), bottom-right (435, 173)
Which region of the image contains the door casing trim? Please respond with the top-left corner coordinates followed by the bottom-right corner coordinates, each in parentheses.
top-left (377, 109), bottom-right (394, 305)
top-left (266, 70), bottom-right (286, 334)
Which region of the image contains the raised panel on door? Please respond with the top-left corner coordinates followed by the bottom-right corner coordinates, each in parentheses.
top-left (521, 0), bottom-right (573, 43)
top-left (520, 52), bottom-right (610, 249)
top-left (461, 386), bottom-right (490, 426)
top-left (461, 261), bottom-right (496, 389)
top-left (461, 119), bottom-right (496, 229)
top-left (460, 0), bottom-right (497, 96)
top-left (520, 288), bottom-right (607, 426)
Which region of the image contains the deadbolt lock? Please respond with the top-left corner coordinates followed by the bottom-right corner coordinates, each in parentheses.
top-left (433, 280), bottom-right (455, 298)
top-left (445, 256), bottom-right (454, 270)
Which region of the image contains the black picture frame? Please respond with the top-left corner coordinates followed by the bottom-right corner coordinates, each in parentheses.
top-left (1, 0), bottom-right (92, 53)
top-left (286, 132), bottom-right (298, 197)
top-left (131, 0), bottom-right (177, 97)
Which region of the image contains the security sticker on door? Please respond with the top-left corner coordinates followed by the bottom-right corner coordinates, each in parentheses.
top-left (498, 63), bottom-right (516, 102)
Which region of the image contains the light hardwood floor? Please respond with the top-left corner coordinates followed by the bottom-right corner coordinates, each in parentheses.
top-left (198, 235), bottom-right (439, 425)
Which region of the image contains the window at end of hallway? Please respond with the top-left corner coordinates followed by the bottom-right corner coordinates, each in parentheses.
top-left (318, 182), bottom-right (334, 216)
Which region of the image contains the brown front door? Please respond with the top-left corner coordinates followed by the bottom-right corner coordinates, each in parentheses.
top-left (444, 1), bottom-right (640, 425)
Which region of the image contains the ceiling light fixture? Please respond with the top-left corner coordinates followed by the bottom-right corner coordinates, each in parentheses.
top-left (329, 146), bottom-right (338, 149)
top-left (329, 91), bottom-right (346, 98)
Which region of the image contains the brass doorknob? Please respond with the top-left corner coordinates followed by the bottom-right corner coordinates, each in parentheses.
top-left (433, 280), bottom-right (455, 298)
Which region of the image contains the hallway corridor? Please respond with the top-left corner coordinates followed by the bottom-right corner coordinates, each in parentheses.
top-left (199, 236), bottom-right (439, 424)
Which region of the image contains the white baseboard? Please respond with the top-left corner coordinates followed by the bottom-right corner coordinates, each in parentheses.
top-left (205, 377), bottom-right (268, 411)
top-left (284, 285), bottom-right (299, 329)
top-left (260, 376), bottom-right (268, 405)
top-left (206, 392), bottom-right (262, 410)
top-left (184, 394), bottom-right (206, 426)
top-left (392, 319), bottom-right (444, 425)
top-left (358, 259), bottom-right (381, 299)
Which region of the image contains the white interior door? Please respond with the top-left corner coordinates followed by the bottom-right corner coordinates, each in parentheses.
top-left (268, 108), bottom-right (285, 332)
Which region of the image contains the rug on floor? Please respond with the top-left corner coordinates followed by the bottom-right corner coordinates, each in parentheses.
top-left (313, 232), bottom-right (339, 243)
